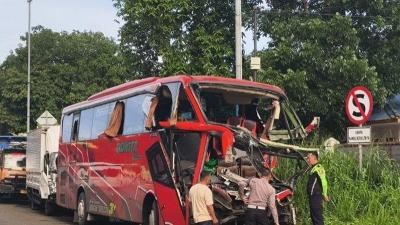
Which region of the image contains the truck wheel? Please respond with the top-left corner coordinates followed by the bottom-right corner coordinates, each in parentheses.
top-left (144, 200), bottom-right (159, 225)
top-left (76, 192), bottom-right (88, 225)
top-left (44, 199), bottom-right (55, 216)
top-left (30, 199), bottom-right (40, 210)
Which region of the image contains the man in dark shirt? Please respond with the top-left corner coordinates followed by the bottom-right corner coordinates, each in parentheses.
top-left (307, 152), bottom-right (329, 225)
top-left (239, 169), bottom-right (279, 225)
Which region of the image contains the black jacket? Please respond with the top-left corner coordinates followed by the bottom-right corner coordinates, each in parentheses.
top-left (307, 163), bottom-right (328, 198)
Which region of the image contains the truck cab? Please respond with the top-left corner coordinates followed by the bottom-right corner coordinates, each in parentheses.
top-left (0, 147), bottom-right (27, 198)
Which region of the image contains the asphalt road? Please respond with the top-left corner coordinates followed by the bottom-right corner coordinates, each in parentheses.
top-left (0, 199), bottom-right (132, 225)
top-left (0, 199), bottom-right (73, 225)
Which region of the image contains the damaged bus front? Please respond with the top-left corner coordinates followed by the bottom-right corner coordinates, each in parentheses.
top-left (151, 76), bottom-right (318, 225)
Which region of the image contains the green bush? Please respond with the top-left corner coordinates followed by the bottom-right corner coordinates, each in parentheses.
top-left (277, 147), bottom-right (400, 225)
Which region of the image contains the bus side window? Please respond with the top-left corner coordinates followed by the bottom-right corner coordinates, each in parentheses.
top-left (154, 86), bottom-right (173, 124)
top-left (105, 101), bottom-right (125, 137)
top-left (177, 89), bottom-right (197, 121)
top-left (62, 114), bottom-right (73, 143)
top-left (79, 108), bottom-right (94, 140)
top-left (91, 103), bottom-right (114, 139)
top-left (123, 95), bottom-right (150, 135)
top-left (71, 113), bottom-right (80, 142)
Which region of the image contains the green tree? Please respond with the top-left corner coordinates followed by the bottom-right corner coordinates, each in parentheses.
top-left (253, 1), bottom-right (400, 135)
top-left (0, 26), bottom-right (129, 133)
top-left (303, 0), bottom-right (400, 96)
top-left (114, 0), bottom-right (261, 77)
top-left (257, 12), bottom-right (386, 135)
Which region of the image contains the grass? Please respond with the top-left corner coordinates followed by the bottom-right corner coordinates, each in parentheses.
top-left (275, 146), bottom-right (400, 225)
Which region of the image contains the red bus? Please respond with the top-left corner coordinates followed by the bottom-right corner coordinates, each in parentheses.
top-left (57, 75), bottom-right (318, 225)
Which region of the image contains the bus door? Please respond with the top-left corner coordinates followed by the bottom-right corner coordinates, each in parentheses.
top-left (146, 135), bottom-right (186, 225)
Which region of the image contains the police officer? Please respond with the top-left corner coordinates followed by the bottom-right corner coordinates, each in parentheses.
top-left (307, 152), bottom-right (329, 225)
top-left (239, 169), bottom-right (279, 225)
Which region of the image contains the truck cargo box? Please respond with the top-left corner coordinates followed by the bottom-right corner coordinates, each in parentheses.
top-left (26, 125), bottom-right (59, 214)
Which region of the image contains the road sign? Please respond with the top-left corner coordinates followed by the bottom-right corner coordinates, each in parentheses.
top-left (347, 126), bottom-right (371, 144)
top-left (345, 86), bottom-right (373, 125)
top-left (250, 57), bottom-right (261, 70)
top-left (36, 111), bottom-right (57, 126)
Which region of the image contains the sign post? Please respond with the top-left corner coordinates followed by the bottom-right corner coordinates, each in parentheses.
top-left (345, 86), bottom-right (373, 172)
top-left (358, 124), bottom-right (362, 172)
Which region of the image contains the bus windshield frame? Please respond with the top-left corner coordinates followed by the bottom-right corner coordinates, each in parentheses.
top-left (190, 82), bottom-right (307, 142)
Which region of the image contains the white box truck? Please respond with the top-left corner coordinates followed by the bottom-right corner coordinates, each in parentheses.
top-left (26, 125), bottom-right (59, 215)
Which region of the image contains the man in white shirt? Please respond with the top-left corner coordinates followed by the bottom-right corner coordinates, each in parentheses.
top-left (189, 170), bottom-right (219, 225)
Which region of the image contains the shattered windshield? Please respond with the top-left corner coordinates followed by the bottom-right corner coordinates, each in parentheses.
top-left (191, 83), bottom-right (307, 141)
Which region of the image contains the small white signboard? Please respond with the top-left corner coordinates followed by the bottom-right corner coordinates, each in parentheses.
top-left (250, 57), bottom-right (261, 70)
top-left (347, 126), bottom-right (371, 144)
top-left (36, 110), bottom-right (58, 126)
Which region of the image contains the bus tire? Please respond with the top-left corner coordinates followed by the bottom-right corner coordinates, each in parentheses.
top-left (76, 192), bottom-right (88, 225)
top-left (144, 200), bottom-right (159, 225)
top-left (44, 199), bottom-right (55, 216)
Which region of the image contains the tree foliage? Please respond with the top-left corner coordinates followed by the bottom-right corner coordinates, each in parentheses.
top-left (114, 0), bottom-right (262, 77)
top-left (256, 0), bottom-right (400, 135)
top-left (0, 26), bottom-right (129, 133)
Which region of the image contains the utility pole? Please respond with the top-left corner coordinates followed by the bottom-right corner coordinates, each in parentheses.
top-left (235, 0), bottom-right (242, 80)
top-left (250, 6), bottom-right (261, 82)
top-left (27, 0), bottom-right (32, 133)
top-left (252, 6), bottom-right (258, 81)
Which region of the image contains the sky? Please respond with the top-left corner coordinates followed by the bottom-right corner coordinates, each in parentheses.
top-left (0, 0), bottom-right (120, 63)
top-left (0, 0), bottom-right (265, 64)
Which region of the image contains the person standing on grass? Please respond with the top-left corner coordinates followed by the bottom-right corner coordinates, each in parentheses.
top-left (307, 152), bottom-right (330, 225)
top-left (189, 170), bottom-right (219, 225)
top-left (239, 169), bottom-right (280, 225)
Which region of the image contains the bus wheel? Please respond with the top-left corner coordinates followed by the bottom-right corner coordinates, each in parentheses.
top-left (76, 192), bottom-right (88, 225)
top-left (144, 200), bottom-right (159, 225)
top-left (44, 199), bottom-right (55, 216)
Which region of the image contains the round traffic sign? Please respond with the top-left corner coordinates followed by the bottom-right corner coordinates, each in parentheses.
top-left (345, 86), bottom-right (373, 125)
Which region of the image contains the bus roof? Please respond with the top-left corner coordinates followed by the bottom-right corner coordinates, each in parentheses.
top-left (63, 75), bottom-right (286, 114)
